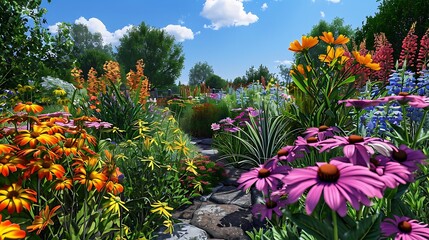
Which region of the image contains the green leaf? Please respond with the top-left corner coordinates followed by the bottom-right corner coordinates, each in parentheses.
top-left (290, 213), bottom-right (333, 240)
top-left (337, 75), bottom-right (356, 87)
top-left (342, 214), bottom-right (381, 240)
top-left (390, 198), bottom-right (416, 219)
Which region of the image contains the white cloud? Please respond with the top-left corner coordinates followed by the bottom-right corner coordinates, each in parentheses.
top-left (48, 22), bottom-right (62, 34)
top-left (327, 0), bottom-right (341, 3)
top-left (201, 0), bottom-right (259, 30)
top-left (261, 3), bottom-right (268, 11)
top-left (312, 0), bottom-right (316, 2)
top-left (162, 24), bottom-right (194, 42)
top-left (72, 17), bottom-right (133, 47)
top-left (275, 60), bottom-right (294, 66)
top-left (320, 11), bottom-right (325, 18)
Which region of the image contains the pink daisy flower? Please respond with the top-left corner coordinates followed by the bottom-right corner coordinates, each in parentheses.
top-left (338, 99), bottom-right (386, 109)
top-left (381, 215), bottom-right (429, 239)
top-left (379, 92), bottom-right (429, 108)
top-left (283, 160), bottom-right (384, 217)
top-left (295, 136), bottom-right (320, 148)
top-left (251, 195), bottom-right (288, 220)
top-left (271, 145), bottom-right (306, 163)
top-left (369, 155), bottom-right (413, 189)
top-left (304, 125), bottom-right (340, 141)
top-left (237, 161), bottom-right (291, 195)
top-left (318, 135), bottom-right (394, 167)
top-left (389, 144), bottom-right (427, 172)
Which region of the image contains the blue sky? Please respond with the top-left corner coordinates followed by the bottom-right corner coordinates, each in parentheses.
top-left (42, 0), bottom-right (380, 84)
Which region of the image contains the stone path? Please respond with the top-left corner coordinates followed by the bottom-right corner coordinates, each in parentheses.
top-left (156, 138), bottom-right (262, 240)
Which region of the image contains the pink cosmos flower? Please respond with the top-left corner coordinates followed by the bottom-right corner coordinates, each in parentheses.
top-left (237, 160), bottom-right (291, 195)
top-left (304, 125), bottom-right (340, 141)
top-left (252, 196), bottom-right (288, 220)
top-left (271, 145), bottom-right (306, 163)
top-left (283, 160), bottom-right (384, 217)
top-left (318, 135), bottom-right (394, 167)
top-left (369, 155), bottom-right (413, 189)
top-left (211, 123), bottom-right (220, 131)
top-left (389, 144), bottom-right (427, 172)
top-left (338, 99), bottom-right (386, 109)
top-left (379, 92), bottom-right (429, 108)
top-left (381, 215), bottom-right (429, 239)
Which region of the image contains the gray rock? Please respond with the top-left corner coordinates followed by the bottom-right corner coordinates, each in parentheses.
top-left (222, 167), bottom-right (247, 186)
top-left (200, 149), bottom-right (218, 155)
top-left (191, 204), bottom-right (252, 240)
top-left (210, 186), bottom-right (251, 208)
top-left (157, 223), bottom-right (209, 240)
top-left (199, 138), bottom-right (213, 146)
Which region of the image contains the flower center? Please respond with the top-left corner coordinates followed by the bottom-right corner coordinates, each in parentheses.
top-left (30, 132), bottom-right (41, 138)
top-left (277, 148), bottom-right (289, 157)
top-left (398, 220), bottom-right (412, 233)
top-left (398, 92), bottom-right (409, 97)
top-left (348, 135), bottom-right (364, 144)
top-left (370, 157), bottom-right (379, 167)
top-left (318, 125), bottom-right (329, 132)
top-left (6, 190), bottom-right (19, 199)
top-left (42, 161), bottom-right (52, 169)
top-left (392, 150), bottom-right (407, 162)
top-left (307, 137), bottom-right (318, 143)
top-left (258, 168), bottom-right (271, 178)
top-left (265, 200), bottom-right (277, 209)
top-left (317, 164), bottom-right (340, 182)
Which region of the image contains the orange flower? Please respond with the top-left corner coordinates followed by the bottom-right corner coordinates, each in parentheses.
top-left (18, 146), bottom-right (58, 160)
top-left (288, 36), bottom-right (319, 52)
top-left (320, 32), bottom-right (349, 45)
top-left (318, 46), bottom-right (349, 65)
top-left (29, 159), bottom-right (65, 181)
top-left (27, 205), bottom-right (61, 235)
top-left (352, 51), bottom-right (381, 71)
top-left (74, 167), bottom-right (107, 192)
top-left (53, 138), bottom-right (79, 157)
top-left (0, 144), bottom-right (18, 155)
top-left (106, 181), bottom-right (124, 195)
top-left (0, 153), bottom-right (26, 177)
top-left (13, 102), bottom-right (44, 114)
top-left (0, 183), bottom-right (37, 214)
top-left (0, 215), bottom-right (26, 239)
top-left (290, 64), bottom-right (312, 77)
top-left (53, 177), bottom-right (73, 191)
top-left (14, 126), bottom-right (59, 148)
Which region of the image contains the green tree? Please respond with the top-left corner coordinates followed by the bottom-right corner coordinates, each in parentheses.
top-left (78, 49), bottom-right (114, 78)
top-left (205, 74), bottom-right (227, 89)
top-left (243, 64), bottom-right (277, 84)
top-left (70, 23), bottom-right (113, 58)
top-left (0, 0), bottom-right (73, 88)
top-left (355, 0), bottom-right (429, 59)
top-left (189, 61), bottom-right (214, 86)
top-left (278, 64), bottom-right (293, 85)
top-left (117, 22), bottom-right (185, 88)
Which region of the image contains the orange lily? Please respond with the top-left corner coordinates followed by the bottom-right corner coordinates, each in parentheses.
top-left (288, 36), bottom-right (319, 52)
top-left (319, 46), bottom-right (349, 65)
top-left (352, 51), bottom-right (381, 71)
top-left (0, 183), bottom-right (37, 214)
top-left (0, 215), bottom-right (26, 239)
top-left (27, 205), bottom-right (61, 235)
top-left (320, 32), bottom-right (349, 45)
top-left (13, 102), bottom-right (44, 114)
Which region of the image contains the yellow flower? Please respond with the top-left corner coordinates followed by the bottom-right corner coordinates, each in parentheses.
top-left (193, 180), bottom-right (203, 193)
top-left (143, 136), bottom-right (157, 149)
top-left (140, 156), bottom-right (158, 171)
top-left (352, 51), bottom-right (381, 71)
top-left (318, 46), bottom-right (349, 65)
top-left (111, 127), bottom-right (125, 133)
top-left (162, 141), bottom-right (174, 153)
top-left (53, 88), bottom-right (67, 96)
top-left (173, 136), bottom-right (190, 157)
top-left (13, 102), bottom-right (44, 113)
top-left (150, 201), bottom-right (173, 218)
top-left (319, 32), bottom-right (349, 45)
top-left (168, 115), bottom-right (176, 123)
top-left (185, 159), bottom-right (198, 176)
top-left (163, 219), bottom-right (174, 234)
top-left (288, 36), bottom-right (319, 52)
top-left (104, 193), bottom-right (129, 215)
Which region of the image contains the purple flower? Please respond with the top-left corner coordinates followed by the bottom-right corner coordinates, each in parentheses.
top-left (318, 135), bottom-right (394, 167)
top-left (389, 144), bottom-right (427, 172)
top-left (379, 92), bottom-right (429, 108)
top-left (271, 145), bottom-right (306, 163)
top-left (224, 126), bottom-right (240, 133)
top-left (220, 117), bottom-right (235, 125)
top-left (369, 155), bottom-right (413, 189)
top-left (304, 125), bottom-right (340, 141)
top-left (295, 136), bottom-right (320, 148)
top-left (338, 99), bottom-right (386, 109)
top-left (39, 111), bottom-right (72, 118)
top-left (252, 196), bottom-right (287, 220)
top-left (211, 123), bottom-right (220, 131)
top-left (381, 215), bottom-right (429, 239)
top-left (84, 121), bottom-right (113, 129)
top-left (283, 160), bottom-right (384, 217)
top-left (237, 161), bottom-right (291, 195)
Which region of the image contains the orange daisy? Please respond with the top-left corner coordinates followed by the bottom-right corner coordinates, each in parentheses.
top-left (18, 145), bottom-right (58, 160)
top-left (0, 153), bottom-right (26, 177)
top-left (318, 46), bottom-right (349, 65)
top-left (53, 177), bottom-right (73, 191)
top-left (74, 167), bottom-right (107, 192)
top-left (352, 51), bottom-right (381, 71)
top-left (0, 144), bottom-right (18, 155)
top-left (53, 138), bottom-right (79, 157)
top-left (30, 159), bottom-right (65, 181)
top-left (13, 102), bottom-right (44, 114)
top-left (14, 125), bottom-right (59, 148)
top-left (0, 183), bottom-right (37, 214)
top-left (27, 205), bottom-right (61, 235)
top-left (288, 36), bottom-right (319, 52)
top-left (0, 215), bottom-right (26, 239)
top-left (106, 181), bottom-right (124, 195)
top-left (319, 32), bottom-right (350, 45)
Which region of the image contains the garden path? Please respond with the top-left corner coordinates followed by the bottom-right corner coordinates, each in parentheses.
top-left (156, 138), bottom-right (262, 240)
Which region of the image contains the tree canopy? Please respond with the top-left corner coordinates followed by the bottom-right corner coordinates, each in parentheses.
top-left (233, 64), bottom-right (277, 86)
top-left (117, 22), bottom-right (185, 88)
top-left (189, 61), bottom-right (214, 86)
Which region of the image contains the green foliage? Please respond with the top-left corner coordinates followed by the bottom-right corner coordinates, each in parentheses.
top-left (71, 23), bottom-right (113, 58)
top-left (117, 22), bottom-right (185, 88)
top-left (205, 74), bottom-right (227, 89)
top-left (233, 64), bottom-right (278, 86)
top-left (78, 49), bottom-right (115, 79)
top-left (189, 61), bottom-right (214, 86)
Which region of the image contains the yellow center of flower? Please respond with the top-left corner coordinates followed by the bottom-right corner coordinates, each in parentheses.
top-left (258, 168), bottom-right (271, 178)
top-left (398, 221), bottom-right (412, 233)
top-left (348, 135), bottom-right (364, 144)
top-left (317, 164), bottom-right (340, 182)
top-left (392, 150), bottom-right (407, 162)
top-left (265, 200), bottom-right (277, 209)
top-left (318, 125), bottom-right (329, 132)
top-left (7, 190), bottom-right (19, 199)
top-left (277, 148), bottom-right (289, 157)
top-left (307, 137), bottom-right (318, 143)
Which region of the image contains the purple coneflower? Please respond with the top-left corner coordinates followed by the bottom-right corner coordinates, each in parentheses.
top-left (237, 160), bottom-right (290, 195)
top-left (369, 155), bottom-right (413, 189)
top-left (318, 135), bottom-right (394, 167)
top-left (252, 195), bottom-right (287, 220)
top-left (211, 123), bottom-right (220, 131)
top-left (271, 145), bottom-right (306, 163)
top-left (304, 125), bottom-right (340, 141)
top-left (381, 215), bottom-right (429, 239)
top-left (379, 92), bottom-right (429, 108)
top-left (338, 99), bottom-right (385, 109)
top-left (389, 144), bottom-right (427, 172)
top-left (295, 136), bottom-right (320, 148)
top-left (283, 160), bottom-right (384, 217)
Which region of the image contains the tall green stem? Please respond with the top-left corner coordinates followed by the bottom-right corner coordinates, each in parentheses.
top-left (332, 210), bottom-right (339, 240)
